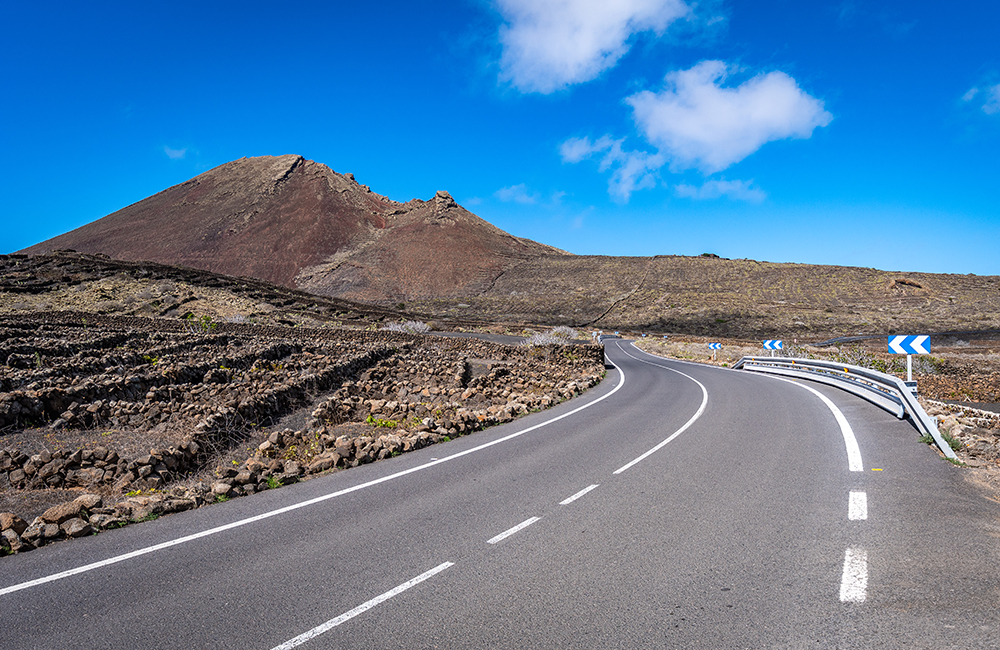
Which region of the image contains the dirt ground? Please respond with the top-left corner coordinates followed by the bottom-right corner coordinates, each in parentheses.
top-left (632, 332), bottom-right (1000, 405)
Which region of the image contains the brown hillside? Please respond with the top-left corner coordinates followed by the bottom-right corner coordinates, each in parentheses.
top-left (20, 155), bottom-right (568, 302)
top-left (294, 190), bottom-right (568, 303)
top-left (18, 155), bottom-right (999, 340)
top-left (403, 254), bottom-right (1000, 338)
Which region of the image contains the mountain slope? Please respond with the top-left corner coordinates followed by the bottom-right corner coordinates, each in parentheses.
top-left (402, 254), bottom-right (1000, 337)
top-left (21, 155), bottom-right (567, 303)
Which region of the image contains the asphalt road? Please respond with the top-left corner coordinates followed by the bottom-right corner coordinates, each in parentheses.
top-left (2, 340), bottom-right (999, 648)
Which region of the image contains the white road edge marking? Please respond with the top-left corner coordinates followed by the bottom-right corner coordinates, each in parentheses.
top-left (270, 561), bottom-right (454, 649)
top-left (0, 355), bottom-right (628, 597)
top-left (612, 343), bottom-right (709, 474)
top-left (839, 547), bottom-right (868, 602)
top-left (627, 343), bottom-right (866, 473)
top-left (487, 517), bottom-right (541, 544)
top-left (758, 374), bottom-right (864, 472)
top-left (849, 491), bottom-right (868, 520)
top-left (560, 484), bottom-right (599, 505)
top-left (615, 343), bottom-right (872, 606)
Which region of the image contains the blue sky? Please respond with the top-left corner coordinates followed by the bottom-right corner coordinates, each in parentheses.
top-left (2, 0), bottom-right (998, 275)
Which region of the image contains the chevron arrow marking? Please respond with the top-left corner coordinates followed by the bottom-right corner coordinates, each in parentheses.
top-left (888, 335), bottom-right (930, 355)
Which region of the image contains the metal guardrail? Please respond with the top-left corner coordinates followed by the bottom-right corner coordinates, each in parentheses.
top-left (815, 328), bottom-right (1000, 347)
top-left (733, 356), bottom-right (957, 460)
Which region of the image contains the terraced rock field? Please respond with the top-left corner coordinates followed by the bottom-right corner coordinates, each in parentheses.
top-left (0, 310), bottom-right (604, 554)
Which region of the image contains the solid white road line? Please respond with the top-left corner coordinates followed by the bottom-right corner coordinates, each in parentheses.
top-left (849, 491), bottom-right (868, 520)
top-left (612, 343), bottom-right (709, 474)
top-left (839, 547), bottom-right (868, 602)
top-left (629, 343), bottom-right (866, 473)
top-left (560, 484), bottom-right (599, 506)
top-left (761, 374), bottom-right (864, 472)
top-left (0, 356), bottom-right (628, 597)
top-left (270, 561), bottom-right (454, 649)
top-left (487, 517), bottom-right (541, 544)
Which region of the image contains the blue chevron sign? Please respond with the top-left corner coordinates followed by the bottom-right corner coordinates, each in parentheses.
top-left (888, 335), bottom-right (930, 355)
top-left (708, 343), bottom-right (721, 350)
top-left (763, 340), bottom-right (783, 350)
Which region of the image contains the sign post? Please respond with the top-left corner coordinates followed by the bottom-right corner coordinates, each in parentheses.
top-left (763, 340), bottom-right (783, 357)
top-left (709, 342), bottom-right (721, 361)
top-left (888, 335), bottom-right (930, 386)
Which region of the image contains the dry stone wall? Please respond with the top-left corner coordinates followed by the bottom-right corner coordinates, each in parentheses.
top-left (1, 313), bottom-right (605, 555)
top-left (924, 400), bottom-right (1000, 465)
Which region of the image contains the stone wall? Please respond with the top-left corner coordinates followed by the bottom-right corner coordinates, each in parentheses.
top-left (1, 314), bottom-right (606, 555)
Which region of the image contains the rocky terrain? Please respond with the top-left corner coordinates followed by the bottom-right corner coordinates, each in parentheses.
top-left (19, 155), bottom-right (568, 303)
top-left (0, 309), bottom-right (604, 555)
top-left (0, 250), bottom-right (406, 328)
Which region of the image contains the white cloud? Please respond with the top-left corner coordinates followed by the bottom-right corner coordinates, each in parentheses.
top-left (494, 183), bottom-right (538, 204)
top-left (560, 135), bottom-right (609, 163)
top-left (963, 84), bottom-right (1000, 115)
top-left (675, 179), bottom-right (766, 203)
top-left (559, 61), bottom-right (830, 201)
top-left (496, 0), bottom-right (690, 93)
top-left (163, 146), bottom-right (187, 160)
top-left (607, 149), bottom-right (663, 202)
top-left (559, 135), bottom-right (663, 202)
top-left (627, 60), bottom-right (833, 173)
top-left (559, 135), bottom-right (620, 166)
top-left (983, 85), bottom-right (1000, 115)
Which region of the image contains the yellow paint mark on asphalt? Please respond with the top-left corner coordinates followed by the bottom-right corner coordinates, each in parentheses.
top-left (871, 468), bottom-right (883, 471)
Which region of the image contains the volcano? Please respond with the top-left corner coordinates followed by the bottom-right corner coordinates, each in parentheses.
top-left (21, 155), bottom-right (568, 303)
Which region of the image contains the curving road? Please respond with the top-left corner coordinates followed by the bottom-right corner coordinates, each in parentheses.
top-left (2, 340), bottom-right (999, 648)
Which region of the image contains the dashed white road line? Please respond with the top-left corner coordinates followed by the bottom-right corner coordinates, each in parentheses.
top-left (849, 491), bottom-right (868, 521)
top-left (487, 517), bottom-right (541, 544)
top-left (839, 547), bottom-right (868, 602)
top-left (626, 342), bottom-right (876, 606)
top-left (270, 561), bottom-right (454, 649)
top-left (760, 372), bottom-right (871, 604)
top-left (560, 484), bottom-right (600, 505)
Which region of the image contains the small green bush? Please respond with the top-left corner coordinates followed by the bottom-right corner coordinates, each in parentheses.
top-left (367, 415), bottom-right (398, 428)
top-left (184, 314), bottom-right (218, 334)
